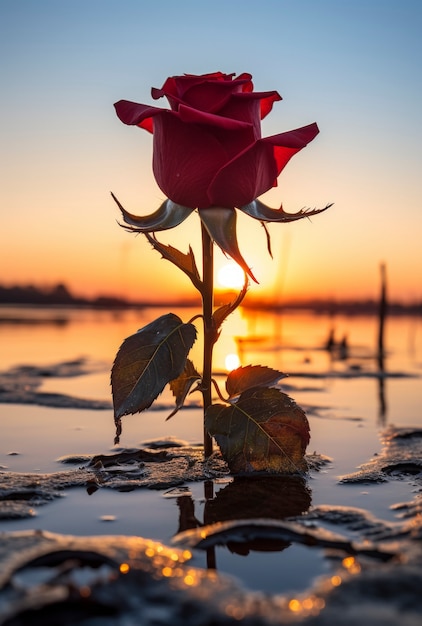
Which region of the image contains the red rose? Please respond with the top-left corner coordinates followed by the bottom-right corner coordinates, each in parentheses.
top-left (113, 72), bottom-right (329, 278)
top-left (114, 72), bottom-right (319, 210)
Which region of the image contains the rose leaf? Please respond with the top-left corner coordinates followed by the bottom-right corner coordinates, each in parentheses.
top-left (145, 234), bottom-right (202, 292)
top-left (225, 365), bottom-right (287, 399)
top-left (111, 313), bottom-right (197, 427)
top-left (205, 387), bottom-right (310, 474)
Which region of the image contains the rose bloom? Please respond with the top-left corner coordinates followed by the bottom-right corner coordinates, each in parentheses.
top-left (114, 72), bottom-right (319, 210)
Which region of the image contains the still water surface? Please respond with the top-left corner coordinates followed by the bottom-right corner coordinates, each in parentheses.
top-left (0, 305), bottom-right (421, 594)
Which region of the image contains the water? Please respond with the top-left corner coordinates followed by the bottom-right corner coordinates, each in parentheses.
top-left (0, 304), bottom-right (421, 595)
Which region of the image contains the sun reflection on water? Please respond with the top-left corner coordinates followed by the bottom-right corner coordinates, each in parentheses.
top-left (225, 353), bottom-right (240, 371)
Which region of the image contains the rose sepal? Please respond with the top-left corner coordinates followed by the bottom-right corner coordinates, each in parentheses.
top-left (240, 199), bottom-right (333, 223)
top-left (199, 207), bottom-right (257, 282)
top-left (111, 192), bottom-right (194, 232)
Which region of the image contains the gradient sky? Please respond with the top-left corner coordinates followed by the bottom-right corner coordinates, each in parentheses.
top-left (1, 0), bottom-right (421, 304)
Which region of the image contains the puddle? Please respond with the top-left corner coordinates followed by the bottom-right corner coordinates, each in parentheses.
top-left (0, 306), bottom-right (421, 623)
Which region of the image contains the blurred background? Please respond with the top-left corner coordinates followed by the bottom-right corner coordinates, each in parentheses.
top-left (1, 0), bottom-right (421, 306)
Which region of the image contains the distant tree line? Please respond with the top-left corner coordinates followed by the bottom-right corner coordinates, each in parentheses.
top-left (0, 283), bottom-right (127, 308)
top-left (0, 282), bottom-right (420, 314)
top-left (243, 297), bottom-right (422, 316)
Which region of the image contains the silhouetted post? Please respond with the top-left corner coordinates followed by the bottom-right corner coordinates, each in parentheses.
top-left (377, 263), bottom-right (387, 370)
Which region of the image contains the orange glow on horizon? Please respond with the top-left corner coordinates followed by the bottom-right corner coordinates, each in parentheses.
top-left (4, 260), bottom-right (417, 306)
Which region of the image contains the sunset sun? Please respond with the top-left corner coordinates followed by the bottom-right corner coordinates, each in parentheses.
top-left (217, 263), bottom-right (245, 289)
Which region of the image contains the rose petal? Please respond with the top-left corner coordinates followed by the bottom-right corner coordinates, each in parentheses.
top-left (156, 73), bottom-right (236, 103)
top-left (114, 100), bottom-right (164, 133)
top-left (208, 123), bottom-right (319, 208)
top-left (269, 123), bottom-right (320, 172)
top-left (152, 114), bottom-right (229, 208)
top-left (231, 90), bottom-right (282, 120)
top-left (178, 77), bottom-right (252, 113)
top-left (207, 142), bottom-right (277, 208)
top-left (152, 72), bottom-right (252, 113)
top-left (178, 104), bottom-right (252, 130)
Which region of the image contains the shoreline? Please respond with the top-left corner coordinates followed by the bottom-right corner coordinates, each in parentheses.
top-left (1, 300), bottom-right (421, 317)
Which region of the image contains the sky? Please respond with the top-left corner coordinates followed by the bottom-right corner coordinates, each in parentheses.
top-left (1, 0), bottom-right (421, 305)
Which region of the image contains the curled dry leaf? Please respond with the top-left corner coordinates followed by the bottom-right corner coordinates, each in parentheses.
top-left (205, 387), bottom-right (310, 474)
top-left (167, 359), bottom-right (201, 420)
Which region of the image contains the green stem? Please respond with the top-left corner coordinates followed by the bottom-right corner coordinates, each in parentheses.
top-left (201, 222), bottom-right (214, 458)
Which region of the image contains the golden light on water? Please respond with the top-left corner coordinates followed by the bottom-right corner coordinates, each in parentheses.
top-left (225, 604), bottom-right (246, 620)
top-left (302, 597), bottom-right (316, 610)
top-left (162, 566), bottom-right (173, 577)
top-left (342, 556), bottom-right (361, 574)
top-left (283, 555), bottom-right (360, 607)
top-left (183, 571), bottom-right (197, 586)
top-left (287, 595), bottom-right (326, 616)
top-left (138, 541), bottom-right (193, 581)
top-left (288, 598), bottom-right (302, 612)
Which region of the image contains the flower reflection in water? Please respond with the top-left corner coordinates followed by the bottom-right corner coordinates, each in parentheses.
top-left (176, 475), bottom-right (311, 570)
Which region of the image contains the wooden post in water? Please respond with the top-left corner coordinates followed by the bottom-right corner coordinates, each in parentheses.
top-left (377, 262), bottom-right (387, 370)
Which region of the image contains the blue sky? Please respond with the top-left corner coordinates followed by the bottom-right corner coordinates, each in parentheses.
top-left (1, 0), bottom-right (421, 302)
